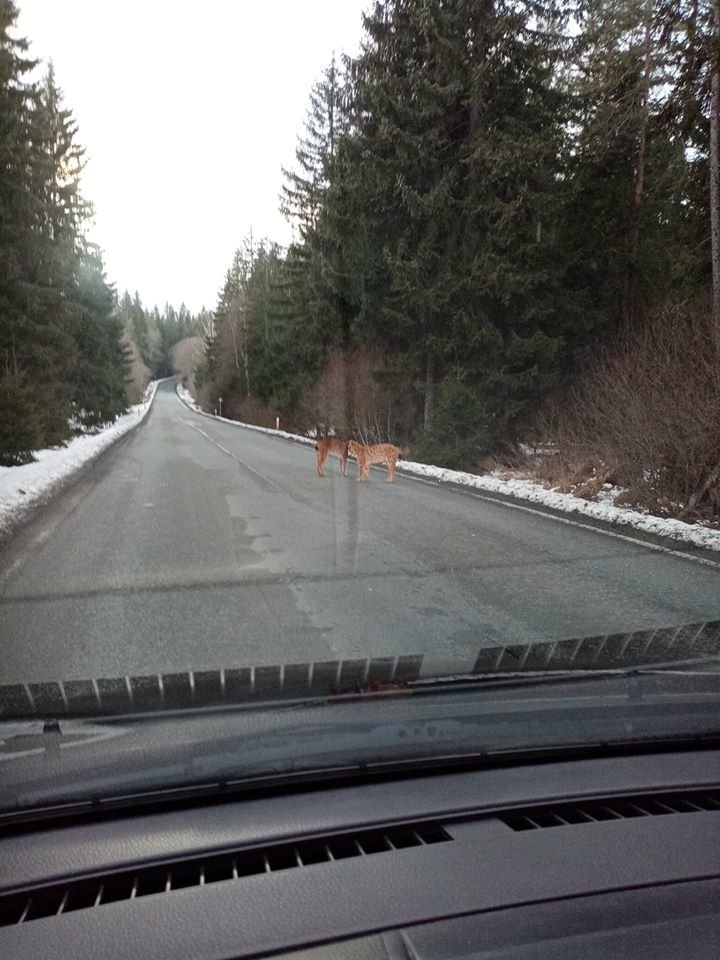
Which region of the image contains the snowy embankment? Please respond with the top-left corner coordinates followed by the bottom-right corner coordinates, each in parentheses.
top-left (176, 382), bottom-right (720, 553)
top-left (0, 380), bottom-right (160, 537)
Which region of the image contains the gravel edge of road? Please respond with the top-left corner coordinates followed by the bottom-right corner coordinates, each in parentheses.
top-left (174, 383), bottom-right (720, 566)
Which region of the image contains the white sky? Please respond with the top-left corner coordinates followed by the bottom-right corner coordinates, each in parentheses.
top-left (15, 1), bottom-right (368, 313)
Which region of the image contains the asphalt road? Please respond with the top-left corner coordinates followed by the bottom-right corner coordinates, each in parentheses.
top-left (2, 381), bottom-right (720, 684)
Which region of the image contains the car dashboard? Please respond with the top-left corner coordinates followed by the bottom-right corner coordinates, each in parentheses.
top-left (1, 749), bottom-right (719, 959)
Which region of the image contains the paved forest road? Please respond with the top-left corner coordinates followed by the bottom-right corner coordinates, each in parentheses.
top-left (2, 381), bottom-right (720, 684)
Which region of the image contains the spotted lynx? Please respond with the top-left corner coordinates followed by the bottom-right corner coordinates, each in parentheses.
top-left (314, 438), bottom-right (349, 477)
top-left (348, 440), bottom-right (402, 483)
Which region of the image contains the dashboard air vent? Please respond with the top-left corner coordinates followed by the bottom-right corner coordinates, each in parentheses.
top-left (0, 822), bottom-right (451, 928)
top-left (500, 789), bottom-right (720, 832)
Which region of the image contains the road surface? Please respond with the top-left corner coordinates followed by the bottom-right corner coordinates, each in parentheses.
top-left (2, 381), bottom-right (720, 684)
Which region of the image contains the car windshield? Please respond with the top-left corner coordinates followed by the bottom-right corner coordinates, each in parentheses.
top-left (1, 0), bottom-right (720, 814)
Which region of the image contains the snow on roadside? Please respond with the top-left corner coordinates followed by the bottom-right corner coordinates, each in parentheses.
top-left (175, 383), bottom-right (315, 446)
top-left (176, 383), bottom-right (202, 412)
top-left (175, 383), bottom-right (720, 553)
top-left (0, 380), bottom-right (161, 536)
top-left (400, 461), bottom-right (720, 552)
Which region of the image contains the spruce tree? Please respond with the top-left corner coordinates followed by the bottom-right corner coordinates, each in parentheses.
top-left (0, 0), bottom-right (40, 463)
top-left (1, 36), bottom-right (130, 460)
top-left (22, 62), bottom-right (91, 444)
top-left (71, 247), bottom-right (130, 427)
top-left (341, 0), bottom-right (575, 449)
top-left (131, 291), bottom-right (150, 362)
top-left (280, 58), bottom-right (354, 367)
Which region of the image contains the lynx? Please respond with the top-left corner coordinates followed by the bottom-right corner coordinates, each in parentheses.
top-left (348, 440), bottom-right (403, 483)
top-left (314, 438), bottom-right (349, 477)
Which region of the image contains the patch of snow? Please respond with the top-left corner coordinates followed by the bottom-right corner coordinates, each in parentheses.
top-left (176, 383), bottom-right (203, 412)
top-left (596, 483), bottom-right (624, 506)
top-left (518, 441), bottom-right (558, 457)
top-left (174, 382), bottom-right (720, 553)
top-left (0, 380), bottom-right (161, 536)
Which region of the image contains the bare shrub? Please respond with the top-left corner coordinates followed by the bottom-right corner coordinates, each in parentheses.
top-left (124, 334), bottom-right (151, 404)
top-left (171, 336), bottom-right (223, 412)
top-left (299, 351), bottom-right (418, 444)
top-left (170, 336), bottom-right (204, 390)
top-left (224, 394), bottom-right (279, 428)
top-left (535, 300), bottom-right (720, 520)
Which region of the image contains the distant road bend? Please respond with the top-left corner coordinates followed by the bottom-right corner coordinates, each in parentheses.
top-left (1, 380), bottom-right (719, 685)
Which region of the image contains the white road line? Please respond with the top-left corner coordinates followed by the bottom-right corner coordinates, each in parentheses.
top-left (181, 421), bottom-right (281, 490)
top-left (0, 556), bottom-right (24, 582)
top-left (176, 400), bottom-right (720, 573)
top-left (400, 470), bottom-right (720, 571)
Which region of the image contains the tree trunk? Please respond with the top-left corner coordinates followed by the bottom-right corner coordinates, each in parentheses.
top-left (423, 351), bottom-right (436, 429)
top-left (228, 300), bottom-right (251, 397)
top-left (711, 0), bottom-right (720, 350)
top-left (631, 18), bottom-right (651, 250)
top-left (241, 312), bottom-right (251, 396)
top-left (625, 5), bottom-right (652, 324)
top-left (228, 310), bottom-right (241, 374)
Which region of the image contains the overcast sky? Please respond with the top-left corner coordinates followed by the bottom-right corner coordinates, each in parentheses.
top-left (15, 1), bottom-right (368, 313)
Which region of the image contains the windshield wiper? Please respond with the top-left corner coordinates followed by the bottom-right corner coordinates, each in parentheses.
top-left (327, 664), bottom-right (720, 700)
top-left (417, 665), bottom-right (720, 685)
top-left (2, 620), bottom-right (717, 720)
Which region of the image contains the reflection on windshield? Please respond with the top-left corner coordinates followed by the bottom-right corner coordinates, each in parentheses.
top-left (1, 0), bottom-right (720, 790)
